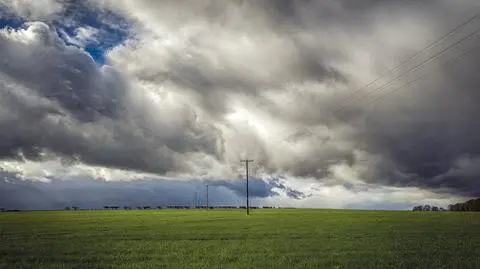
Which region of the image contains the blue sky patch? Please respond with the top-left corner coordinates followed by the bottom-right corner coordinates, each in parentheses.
top-left (84, 45), bottom-right (108, 65)
top-left (0, 5), bottom-right (25, 30)
top-left (55, 2), bottom-right (131, 65)
top-left (0, 1), bottom-right (131, 65)
top-left (0, 17), bottom-right (24, 30)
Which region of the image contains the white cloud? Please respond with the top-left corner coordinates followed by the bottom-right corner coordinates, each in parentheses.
top-left (262, 176), bottom-right (462, 210)
top-left (0, 0), bottom-right (63, 20)
top-left (58, 26), bottom-right (99, 47)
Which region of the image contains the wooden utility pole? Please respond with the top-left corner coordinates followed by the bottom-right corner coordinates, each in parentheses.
top-left (240, 159), bottom-right (254, 215)
top-left (205, 185), bottom-right (209, 209)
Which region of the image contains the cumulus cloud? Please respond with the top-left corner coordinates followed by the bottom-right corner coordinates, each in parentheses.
top-left (58, 26), bottom-right (99, 47)
top-left (1, 0), bottom-right (480, 209)
top-left (0, 0), bottom-right (63, 20)
top-left (0, 21), bottom-right (226, 177)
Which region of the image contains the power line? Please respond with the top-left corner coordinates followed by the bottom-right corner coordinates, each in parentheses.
top-left (362, 38), bottom-right (480, 110)
top-left (282, 14), bottom-right (480, 142)
top-left (279, 40), bottom-right (480, 152)
top-left (240, 159), bottom-right (253, 216)
top-left (334, 12), bottom-right (480, 110)
top-left (205, 184), bottom-right (209, 209)
top-left (334, 27), bottom-right (480, 115)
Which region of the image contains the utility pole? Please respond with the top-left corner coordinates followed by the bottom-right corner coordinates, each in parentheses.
top-left (205, 185), bottom-right (209, 209)
top-left (240, 159), bottom-right (254, 215)
top-left (194, 192), bottom-right (198, 209)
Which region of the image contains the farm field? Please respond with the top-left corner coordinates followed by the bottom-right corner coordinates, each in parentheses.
top-left (0, 209), bottom-right (479, 269)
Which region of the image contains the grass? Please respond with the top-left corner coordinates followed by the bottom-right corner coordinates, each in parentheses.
top-left (0, 209), bottom-right (479, 269)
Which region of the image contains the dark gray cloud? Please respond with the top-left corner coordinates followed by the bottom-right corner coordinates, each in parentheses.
top-left (0, 170), bottom-right (300, 210)
top-left (352, 43), bottom-right (480, 197)
top-left (0, 22), bottom-right (224, 175)
top-left (0, 23), bottom-right (125, 122)
top-left (251, 0), bottom-right (480, 197)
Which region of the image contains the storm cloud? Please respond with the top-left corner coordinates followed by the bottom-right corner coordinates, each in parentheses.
top-left (0, 170), bottom-right (295, 210)
top-left (1, 0), bottom-right (480, 209)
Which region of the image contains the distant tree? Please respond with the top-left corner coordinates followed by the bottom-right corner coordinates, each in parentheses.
top-left (123, 206), bottom-right (130, 210)
top-left (475, 198), bottom-right (480, 211)
top-left (143, 206), bottom-right (151, 209)
top-left (464, 199), bottom-right (480, 211)
top-left (446, 199), bottom-right (480, 212)
top-left (104, 206), bottom-right (110, 210)
top-left (65, 207), bottom-right (71, 211)
top-left (423, 205), bottom-right (431, 211)
top-left (72, 206), bottom-right (79, 211)
top-left (157, 206), bottom-right (162, 209)
top-left (412, 205), bottom-right (423, 211)
top-left (137, 206), bottom-right (143, 210)
top-left (432, 206), bottom-right (439, 211)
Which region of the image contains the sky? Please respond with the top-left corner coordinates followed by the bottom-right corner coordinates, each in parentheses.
top-left (1, 0), bottom-right (480, 210)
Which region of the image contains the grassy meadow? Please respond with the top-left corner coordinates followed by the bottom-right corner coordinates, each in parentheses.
top-left (0, 209), bottom-right (479, 269)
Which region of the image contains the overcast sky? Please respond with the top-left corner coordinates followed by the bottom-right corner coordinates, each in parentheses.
top-left (1, 0), bottom-right (479, 210)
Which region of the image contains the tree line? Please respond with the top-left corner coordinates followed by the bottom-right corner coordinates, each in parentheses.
top-left (413, 198), bottom-right (480, 212)
top-left (447, 198), bottom-right (480, 211)
top-left (61, 205), bottom-right (279, 210)
top-left (412, 205), bottom-right (446, 211)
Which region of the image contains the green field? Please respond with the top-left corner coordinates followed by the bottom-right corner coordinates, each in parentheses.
top-left (0, 209), bottom-right (479, 269)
